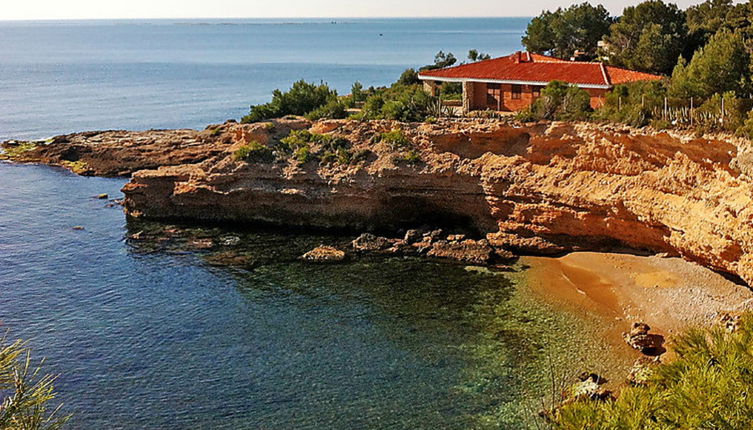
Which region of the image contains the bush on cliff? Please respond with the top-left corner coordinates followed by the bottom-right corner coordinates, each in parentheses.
top-left (242, 80), bottom-right (339, 123)
top-left (278, 130), bottom-right (369, 166)
top-left (553, 313), bottom-right (753, 429)
top-left (355, 84), bottom-right (438, 122)
top-left (233, 140), bottom-right (275, 163)
top-left (304, 98), bottom-right (348, 121)
top-left (522, 81), bottom-right (593, 121)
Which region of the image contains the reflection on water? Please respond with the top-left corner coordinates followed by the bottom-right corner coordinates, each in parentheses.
top-left (0, 163), bottom-right (589, 429)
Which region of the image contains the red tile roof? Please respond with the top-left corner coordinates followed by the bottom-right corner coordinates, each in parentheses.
top-left (418, 51), bottom-right (663, 88)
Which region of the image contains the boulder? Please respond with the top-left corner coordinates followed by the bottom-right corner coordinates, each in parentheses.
top-left (623, 322), bottom-right (666, 355)
top-left (351, 233), bottom-right (392, 252)
top-left (427, 239), bottom-right (495, 264)
top-left (302, 246), bottom-right (346, 263)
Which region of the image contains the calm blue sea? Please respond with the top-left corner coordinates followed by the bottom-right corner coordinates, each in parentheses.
top-left (0, 19), bottom-right (589, 430)
top-left (0, 18), bottom-right (527, 141)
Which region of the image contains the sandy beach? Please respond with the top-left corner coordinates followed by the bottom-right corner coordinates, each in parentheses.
top-left (524, 252), bottom-right (753, 356)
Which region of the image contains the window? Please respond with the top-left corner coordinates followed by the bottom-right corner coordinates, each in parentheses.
top-left (511, 84), bottom-right (522, 100)
top-left (532, 86), bottom-right (541, 98)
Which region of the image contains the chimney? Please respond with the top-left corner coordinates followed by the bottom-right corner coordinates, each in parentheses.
top-left (513, 51), bottom-right (521, 63)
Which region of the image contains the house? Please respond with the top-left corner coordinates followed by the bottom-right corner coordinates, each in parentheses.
top-left (418, 51), bottom-right (662, 113)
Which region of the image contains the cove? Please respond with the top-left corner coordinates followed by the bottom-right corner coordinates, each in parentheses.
top-left (0, 162), bottom-right (599, 429)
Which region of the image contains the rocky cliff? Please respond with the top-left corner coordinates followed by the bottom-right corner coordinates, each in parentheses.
top-left (6, 118), bottom-right (751, 285)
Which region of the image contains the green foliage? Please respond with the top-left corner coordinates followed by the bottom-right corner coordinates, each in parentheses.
top-left (356, 84), bottom-right (438, 122)
top-left (351, 81), bottom-right (365, 103)
top-left (686, 0), bottom-right (753, 49)
top-left (379, 129), bottom-right (411, 149)
top-left (278, 130), bottom-right (368, 166)
top-left (304, 98), bottom-right (348, 121)
top-left (668, 29), bottom-right (750, 100)
top-left (598, 80), bottom-right (668, 127)
top-left (602, 0), bottom-right (688, 74)
top-left (695, 91), bottom-right (747, 131)
top-left (421, 51), bottom-right (457, 71)
top-left (738, 110), bottom-right (753, 138)
top-left (399, 149), bottom-right (422, 165)
top-left (439, 82), bottom-right (462, 100)
top-left (528, 81), bottom-right (593, 121)
top-left (397, 69), bottom-right (420, 86)
top-left (233, 140), bottom-right (275, 163)
top-left (0, 336), bottom-right (69, 430)
top-left (555, 314), bottom-right (753, 429)
top-left (468, 49), bottom-right (491, 62)
top-left (522, 3), bottom-right (613, 59)
top-left (241, 80), bottom-right (338, 123)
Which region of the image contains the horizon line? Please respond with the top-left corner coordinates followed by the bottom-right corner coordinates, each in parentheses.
top-left (0, 15), bottom-right (535, 22)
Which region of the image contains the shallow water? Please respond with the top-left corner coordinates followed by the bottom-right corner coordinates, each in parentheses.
top-left (0, 162), bottom-right (593, 429)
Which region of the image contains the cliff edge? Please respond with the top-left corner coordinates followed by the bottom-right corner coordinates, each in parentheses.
top-left (5, 118), bottom-right (751, 285)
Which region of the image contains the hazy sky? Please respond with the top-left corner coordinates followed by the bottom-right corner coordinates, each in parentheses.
top-left (1, 0), bottom-right (719, 20)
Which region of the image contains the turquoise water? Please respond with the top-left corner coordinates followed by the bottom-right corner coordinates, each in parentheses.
top-left (0, 18), bottom-right (527, 141)
top-left (0, 162), bottom-right (585, 429)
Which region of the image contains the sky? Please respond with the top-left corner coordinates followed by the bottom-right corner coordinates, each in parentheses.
top-left (0, 0), bottom-right (721, 20)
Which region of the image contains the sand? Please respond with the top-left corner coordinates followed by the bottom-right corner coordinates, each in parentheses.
top-left (523, 252), bottom-right (753, 356)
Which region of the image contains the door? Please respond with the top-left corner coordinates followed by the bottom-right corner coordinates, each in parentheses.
top-left (486, 83), bottom-right (502, 110)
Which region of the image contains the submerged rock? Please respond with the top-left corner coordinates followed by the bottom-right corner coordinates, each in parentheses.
top-left (302, 246), bottom-right (346, 263)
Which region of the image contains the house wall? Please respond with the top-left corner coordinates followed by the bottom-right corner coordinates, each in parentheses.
top-left (423, 81), bottom-right (441, 97)
top-left (585, 88), bottom-right (607, 109)
top-left (459, 81), bottom-right (609, 112)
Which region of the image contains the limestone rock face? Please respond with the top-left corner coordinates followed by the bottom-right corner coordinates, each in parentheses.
top-left (122, 119), bottom-right (753, 285)
top-left (11, 117), bottom-right (752, 285)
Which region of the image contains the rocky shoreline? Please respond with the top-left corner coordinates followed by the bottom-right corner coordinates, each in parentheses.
top-left (3, 117), bottom-right (753, 285)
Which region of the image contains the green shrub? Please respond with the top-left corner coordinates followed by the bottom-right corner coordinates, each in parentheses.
top-left (279, 130), bottom-right (363, 166)
top-left (233, 140), bottom-right (275, 163)
top-left (293, 145), bottom-right (313, 163)
top-left (515, 108), bottom-right (537, 122)
top-left (596, 80), bottom-right (668, 127)
top-left (351, 81), bottom-right (365, 103)
top-left (554, 313), bottom-right (753, 429)
top-left (397, 68), bottom-right (420, 85)
top-left (399, 149), bottom-right (422, 165)
top-left (694, 91), bottom-right (746, 132)
top-left (305, 98), bottom-right (348, 121)
top-left (737, 111), bottom-right (753, 138)
top-left (380, 129), bottom-right (411, 149)
top-left (424, 116), bottom-right (438, 124)
top-left (242, 80), bottom-right (338, 123)
top-left (528, 81), bottom-right (593, 121)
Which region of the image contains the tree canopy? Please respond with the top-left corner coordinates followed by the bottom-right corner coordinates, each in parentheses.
top-left (669, 29), bottom-right (750, 100)
top-left (522, 2), bottom-right (613, 59)
top-left (601, 0), bottom-right (688, 75)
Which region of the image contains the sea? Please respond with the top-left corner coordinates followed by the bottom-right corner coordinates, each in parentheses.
top-left (0, 18), bottom-right (599, 429)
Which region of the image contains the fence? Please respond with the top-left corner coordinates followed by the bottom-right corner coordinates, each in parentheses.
top-left (616, 96), bottom-right (753, 130)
